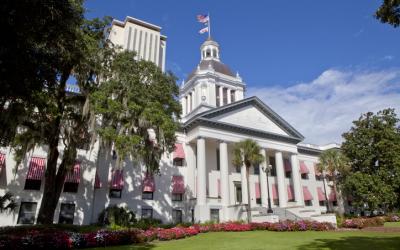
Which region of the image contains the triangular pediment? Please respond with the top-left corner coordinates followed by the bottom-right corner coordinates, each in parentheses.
top-left (210, 105), bottom-right (290, 136)
top-left (185, 97), bottom-right (304, 141)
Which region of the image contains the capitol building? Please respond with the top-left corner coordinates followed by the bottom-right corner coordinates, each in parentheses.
top-left (0, 16), bottom-right (342, 226)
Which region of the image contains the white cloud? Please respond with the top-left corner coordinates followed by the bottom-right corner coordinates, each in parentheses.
top-left (248, 69), bottom-right (400, 145)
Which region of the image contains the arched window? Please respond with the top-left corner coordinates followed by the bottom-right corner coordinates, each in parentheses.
top-left (206, 49), bottom-right (211, 57)
top-left (213, 49), bottom-right (217, 57)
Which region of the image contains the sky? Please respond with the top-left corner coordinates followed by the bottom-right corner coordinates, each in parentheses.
top-left (85, 0), bottom-right (400, 145)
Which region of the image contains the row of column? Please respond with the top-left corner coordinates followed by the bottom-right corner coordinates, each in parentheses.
top-left (195, 137), bottom-right (303, 221)
top-left (182, 92), bottom-right (194, 116)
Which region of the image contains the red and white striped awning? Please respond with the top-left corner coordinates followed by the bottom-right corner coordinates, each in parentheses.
top-left (172, 175), bottom-right (185, 194)
top-left (272, 184), bottom-right (278, 200)
top-left (110, 169), bottom-right (124, 190)
top-left (255, 182), bottom-right (261, 199)
top-left (317, 187), bottom-right (326, 201)
top-left (94, 171), bottom-right (102, 189)
top-left (287, 185), bottom-right (294, 200)
top-left (302, 186), bottom-right (313, 201)
top-left (329, 189), bottom-right (337, 201)
top-left (0, 153), bottom-right (5, 173)
top-left (299, 161), bottom-right (309, 174)
top-left (284, 159), bottom-right (292, 172)
top-left (65, 162), bottom-right (80, 183)
top-left (26, 157), bottom-right (46, 180)
top-left (173, 143), bottom-right (185, 159)
top-left (143, 174), bottom-right (155, 192)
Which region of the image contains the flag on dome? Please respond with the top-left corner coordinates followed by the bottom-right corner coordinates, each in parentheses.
top-left (197, 14), bottom-right (209, 23)
top-left (199, 26), bottom-right (209, 34)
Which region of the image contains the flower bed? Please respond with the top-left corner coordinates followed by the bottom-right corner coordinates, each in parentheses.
top-left (0, 220), bottom-right (334, 249)
top-left (341, 217), bottom-right (386, 229)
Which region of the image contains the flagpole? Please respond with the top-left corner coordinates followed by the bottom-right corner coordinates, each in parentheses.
top-left (208, 12), bottom-right (211, 38)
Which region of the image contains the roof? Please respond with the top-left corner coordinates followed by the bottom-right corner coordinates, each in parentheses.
top-left (186, 59), bottom-right (235, 82)
top-left (183, 96), bottom-right (305, 144)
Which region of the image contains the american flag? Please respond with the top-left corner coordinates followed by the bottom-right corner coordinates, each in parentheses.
top-left (197, 14), bottom-right (209, 23)
top-left (199, 26), bottom-right (209, 34)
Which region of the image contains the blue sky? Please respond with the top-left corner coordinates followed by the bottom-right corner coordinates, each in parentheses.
top-left (85, 0), bottom-right (400, 144)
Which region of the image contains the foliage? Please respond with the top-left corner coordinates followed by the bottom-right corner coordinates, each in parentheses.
top-left (0, 192), bottom-right (17, 213)
top-left (232, 139), bottom-right (264, 223)
top-left (375, 0), bottom-right (400, 27)
top-left (341, 109), bottom-right (400, 211)
top-left (98, 205), bottom-right (137, 228)
top-left (91, 50), bottom-right (181, 172)
top-left (341, 217), bottom-right (386, 229)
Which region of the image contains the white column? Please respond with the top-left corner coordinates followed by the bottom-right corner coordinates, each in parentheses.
top-left (291, 154), bottom-right (303, 206)
top-left (275, 151), bottom-right (287, 207)
top-left (259, 149), bottom-right (268, 207)
top-left (185, 143), bottom-right (196, 199)
top-left (219, 86), bottom-right (224, 107)
top-left (227, 89), bottom-right (231, 104)
top-left (241, 161), bottom-right (248, 204)
top-left (197, 137), bottom-right (206, 205)
top-left (195, 137), bottom-right (208, 222)
top-left (181, 97), bottom-right (187, 116)
top-left (219, 141), bottom-right (230, 221)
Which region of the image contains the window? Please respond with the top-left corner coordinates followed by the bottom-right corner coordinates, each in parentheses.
top-left (285, 171), bottom-right (292, 178)
top-left (235, 183), bottom-right (242, 203)
top-left (269, 157), bottom-right (276, 176)
top-left (109, 189), bottom-right (122, 198)
top-left (305, 200), bottom-right (312, 206)
top-left (301, 173), bottom-right (308, 180)
top-left (189, 93), bottom-right (192, 111)
top-left (315, 175), bottom-right (323, 181)
top-left (235, 165), bottom-right (241, 173)
top-left (24, 179), bottom-right (41, 190)
top-left (216, 86), bottom-right (220, 107)
top-left (141, 208), bottom-right (153, 219)
top-left (254, 164), bottom-right (260, 175)
top-left (332, 201), bottom-right (338, 207)
top-left (230, 90), bottom-right (236, 102)
top-left (210, 209), bottom-right (220, 223)
top-left (17, 202), bottom-right (37, 224)
top-left (173, 158), bottom-right (183, 167)
top-left (58, 203), bottom-right (75, 224)
top-left (222, 88), bottom-right (228, 105)
top-left (63, 182), bottom-right (78, 193)
top-left (319, 201), bottom-right (326, 206)
top-left (256, 198), bottom-right (262, 205)
top-left (172, 193), bottom-right (183, 201)
top-left (142, 191), bottom-right (154, 200)
top-left (172, 209), bottom-right (183, 224)
top-left (206, 49), bottom-right (211, 57)
top-left (212, 49), bottom-right (217, 57)
top-left (273, 199), bottom-right (279, 206)
top-left (216, 149), bottom-right (220, 171)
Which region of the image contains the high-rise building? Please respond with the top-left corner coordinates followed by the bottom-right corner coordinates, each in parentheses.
top-left (109, 16), bottom-right (167, 71)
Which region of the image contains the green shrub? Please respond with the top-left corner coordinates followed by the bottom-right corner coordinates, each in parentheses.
top-left (98, 205), bottom-right (137, 228)
top-left (132, 218), bottom-right (163, 230)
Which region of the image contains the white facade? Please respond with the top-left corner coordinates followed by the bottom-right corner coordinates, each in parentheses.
top-left (0, 17), bottom-right (343, 226)
top-left (109, 16), bottom-right (167, 71)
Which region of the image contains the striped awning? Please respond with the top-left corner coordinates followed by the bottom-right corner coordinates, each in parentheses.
top-left (26, 157), bottom-right (46, 180)
top-left (172, 175), bottom-right (185, 194)
top-left (299, 161), bottom-right (309, 174)
top-left (94, 171), bottom-right (102, 189)
top-left (317, 187), bottom-right (326, 201)
top-left (173, 143), bottom-right (185, 159)
top-left (143, 174), bottom-right (155, 192)
top-left (314, 164), bottom-right (322, 176)
top-left (272, 184), bottom-right (278, 200)
top-left (255, 182), bottom-right (261, 199)
top-left (302, 186), bottom-right (313, 201)
top-left (65, 162), bottom-right (80, 183)
top-left (329, 189), bottom-right (337, 201)
top-left (110, 169), bottom-right (124, 190)
top-left (287, 185), bottom-right (294, 200)
top-left (0, 153), bottom-right (5, 173)
top-left (284, 159), bottom-right (292, 172)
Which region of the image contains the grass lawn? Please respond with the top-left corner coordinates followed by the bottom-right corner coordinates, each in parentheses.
top-left (384, 222), bottom-right (400, 228)
top-left (93, 231), bottom-right (400, 250)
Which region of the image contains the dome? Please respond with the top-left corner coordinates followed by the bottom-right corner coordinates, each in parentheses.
top-left (186, 60), bottom-right (235, 82)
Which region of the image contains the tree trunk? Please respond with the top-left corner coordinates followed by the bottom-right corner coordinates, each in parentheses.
top-left (246, 165), bottom-right (252, 223)
top-left (334, 180), bottom-right (345, 216)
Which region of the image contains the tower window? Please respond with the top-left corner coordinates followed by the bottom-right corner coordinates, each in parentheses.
top-left (206, 49), bottom-right (211, 57)
top-left (230, 90), bottom-right (236, 102)
top-left (213, 49), bottom-right (217, 57)
top-left (216, 86), bottom-right (220, 107)
top-left (223, 88), bottom-right (228, 105)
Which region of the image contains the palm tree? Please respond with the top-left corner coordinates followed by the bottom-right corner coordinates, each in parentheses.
top-left (232, 139), bottom-right (264, 223)
top-left (318, 149), bottom-right (350, 216)
top-left (0, 192), bottom-right (17, 213)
